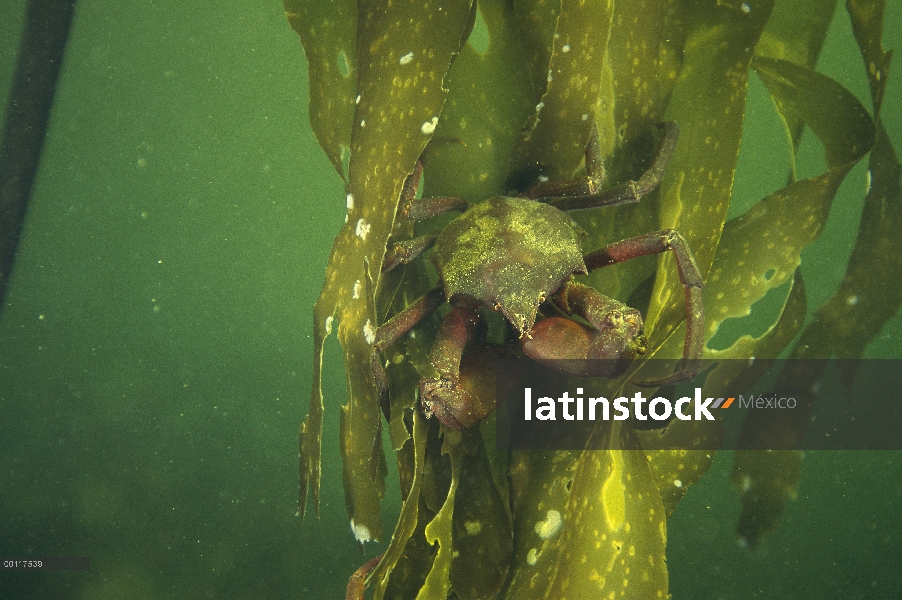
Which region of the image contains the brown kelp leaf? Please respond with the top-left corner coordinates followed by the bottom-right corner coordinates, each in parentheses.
top-left (731, 447), bottom-right (803, 548)
top-left (502, 424), bottom-right (668, 598)
top-left (502, 450), bottom-right (580, 597)
top-left (846, 0), bottom-right (893, 115)
top-left (417, 447), bottom-right (457, 600)
top-left (509, 0), bottom-right (614, 184)
top-left (423, 0), bottom-right (536, 204)
top-left (371, 411), bottom-right (427, 600)
top-left (701, 57), bottom-right (874, 343)
top-left (448, 428), bottom-right (513, 599)
top-left (512, 0), bottom-right (561, 107)
top-left (377, 260), bottom-right (435, 452)
top-left (637, 273), bottom-right (803, 518)
top-left (299, 2), bottom-right (475, 542)
top-left (284, 0), bottom-right (357, 179)
top-left (645, 0), bottom-right (774, 356)
top-left (790, 123), bottom-right (901, 373)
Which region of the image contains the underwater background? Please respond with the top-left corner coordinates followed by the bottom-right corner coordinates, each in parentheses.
top-left (0, 1), bottom-right (900, 598)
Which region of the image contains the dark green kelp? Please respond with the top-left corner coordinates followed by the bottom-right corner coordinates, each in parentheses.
top-left (286, 0), bottom-right (897, 596)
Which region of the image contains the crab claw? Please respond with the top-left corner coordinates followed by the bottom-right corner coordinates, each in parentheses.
top-left (522, 316), bottom-right (646, 379)
top-left (419, 345), bottom-right (499, 429)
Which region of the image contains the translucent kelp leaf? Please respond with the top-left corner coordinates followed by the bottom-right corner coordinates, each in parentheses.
top-left (423, 0), bottom-right (535, 204)
top-left (634, 267), bottom-right (807, 519)
top-left (727, 17), bottom-right (894, 545)
top-left (299, 2), bottom-right (475, 543)
top-left (645, 0), bottom-right (774, 356)
top-left (701, 57), bottom-right (874, 343)
top-left (283, 0), bottom-right (357, 180)
top-left (756, 0), bottom-right (836, 68)
top-left (503, 425), bottom-right (668, 598)
top-left (847, 0), bottom-right (893, 115)
top-left (789, 123), bottom-right (901, 370)
top-left (509, 0), bottom-right (614, 184)
top-left (731, 446), bottom-right (803, 547)
top-left (755, 0), bottom-right (837, 157)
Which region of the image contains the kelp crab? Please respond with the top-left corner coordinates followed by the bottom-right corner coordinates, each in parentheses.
top-left (287, 0), bottom-right (897, 597)
top-left (373, 122), bottom-right (704, 429)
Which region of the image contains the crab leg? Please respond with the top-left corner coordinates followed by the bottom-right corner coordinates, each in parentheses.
top-left (527, 121), bottom-right (679, 212)
top-left (526, 281), bottom-right (647, 379)
top-left (402, 195), bottom-right (469, 221)
top-left (583, 229), bottom-right (704, 386)
top-left (381, 234), bottom-right (437, 272)
top-left (418, 304), bottom-right (481, 429)
top-left (381, 157), bottom-right (468, 272)
top-left (346, 554), bottom-right (383, 600)
top-left (370, 287), bottom-right (445, 397)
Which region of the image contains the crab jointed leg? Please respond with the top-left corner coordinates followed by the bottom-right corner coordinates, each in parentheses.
top-left (418, 303), bottom-right (481, 429)
top-left (370, 287), bottom-right (445, 397)
top-left (583, 229), bottom-right (705, 386)
top-left (526, 121), bottom-right (680, 211)
top-left (381, 160), bottom-right (468, 273)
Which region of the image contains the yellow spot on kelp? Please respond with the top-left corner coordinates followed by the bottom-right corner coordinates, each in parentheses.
top-left (601, 452), bottom-right (626, 530)
top-left (464, 521), bottom-right (482, 535)
top-left (527, 548), bottom-right (538, 565)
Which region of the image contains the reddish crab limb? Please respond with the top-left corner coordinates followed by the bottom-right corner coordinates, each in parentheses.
top-left (584, 229), bottom-right (704, 386)
top-left (381, 234), bottom-right (437, 272)
top-left (524, 282), bottom-right (646, 378)
top-left (370, 287), bottom-right (445, 396)
top-left (346, 554), bottom-right (383, 600)
top-left (528, 121), bottom-right (679, 211)
top-left (419, 304), bottom-right (481, 429)
top-left (402, 195), bottom-right (469, 221)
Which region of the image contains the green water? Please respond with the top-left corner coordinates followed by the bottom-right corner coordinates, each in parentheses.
top-left (0, 2), bottom-right (900, 598)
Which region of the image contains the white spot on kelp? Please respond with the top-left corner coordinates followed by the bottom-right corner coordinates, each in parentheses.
top-left (535, 509), bottom-right (563, 540)
top-left (355, 218), bottom-right (371, 241)
top-left (421, 116), bottom-right (439, 135)
top-left (399, 51), bottom-right (414, 65)
top-left (363, 319), bottom-right (376, 345)
top-left (325, 316), bottom-right (334, 334)
top-left (350, 519), bottom-right (371, 544)
top-left (353, 279), bottom-right (362, 300)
